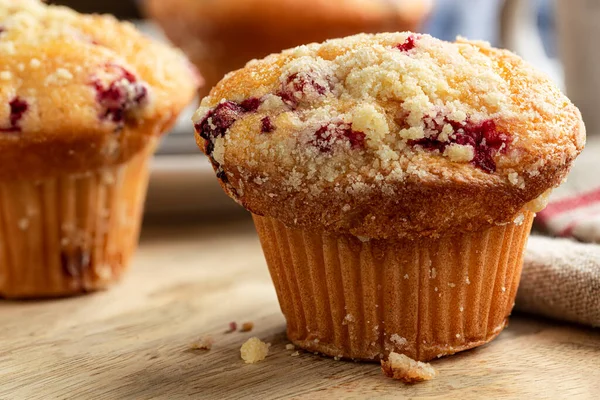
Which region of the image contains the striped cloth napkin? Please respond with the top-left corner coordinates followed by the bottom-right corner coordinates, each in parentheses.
top-left (536, 137), bottom-right (600, 243)
top-left (516, 137), bottom-right (600, 327)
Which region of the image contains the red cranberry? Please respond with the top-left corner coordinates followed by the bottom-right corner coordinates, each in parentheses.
top-left (240, 97), bottom-right (262, 112)
top-left (278, 72), bottom-right (330, 109)
top-left (311, 123), bottom-right (366, 152)
top-left (216, 170), bottom-right (228, 183)
top-left (261, 116), bottom-right (275, 133)
top-left (92, 64), bottom-right (148, 124)
top-left (194, 98), bottom-right (263, 156)
top-left (9, 98), bottom-right (28, 126)
top-left (0, 97), bottom-right (28, 133)
top-left (196, 101), bottom-right (244, 145)
top-left (193, 97), bottom-right (264, 184)
top-left (227, 322), bottom-right (238, 333)
top-left (395, 35), bottom-right (417, 52)
top-left (410, 117), bottom-right (511, 173)
top-left (411, 136), bottom-right (444, 152)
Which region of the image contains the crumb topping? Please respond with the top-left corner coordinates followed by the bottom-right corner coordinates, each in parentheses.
top-left (381, 352), bottom-right (438, 383)
top-left (194, 32), bottom-right (583, 193)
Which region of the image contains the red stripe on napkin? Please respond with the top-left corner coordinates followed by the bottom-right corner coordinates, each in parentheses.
top-left (539, 187), bottom-right (600, 220)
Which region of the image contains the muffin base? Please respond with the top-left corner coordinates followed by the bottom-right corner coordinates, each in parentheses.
top-left (253, 212), bottom-right (534, 362)
top-left (0, 141), bottom-right (156, 298)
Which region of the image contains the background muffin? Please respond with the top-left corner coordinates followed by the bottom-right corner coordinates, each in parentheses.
top-left (0, 0), bottom-right (199, 298)
top-left (144, 0), bottom-right (433, 97)
top-left (193, 32), bottom-right (585, 361)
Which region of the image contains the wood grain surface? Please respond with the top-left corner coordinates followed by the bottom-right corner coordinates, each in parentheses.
top-left (1, 216), bottom-right (599, 399)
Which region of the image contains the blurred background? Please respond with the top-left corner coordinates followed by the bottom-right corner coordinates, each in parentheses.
top-left (48, 0), bottom-right (556, 48)
top-left (47, 0), bottom-right (592, 220)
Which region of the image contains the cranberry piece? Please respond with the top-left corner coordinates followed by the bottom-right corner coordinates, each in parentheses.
top-left (9, 98), bottom-right (28, 127)
top-left (0, 27), bottom-right (4, 35)
top-left (278, 72), bottom-right (330, 109)
top-left (410, 117), bottom-right (511, 173)
top-left (226, 322), bottom-right (238, 333)
top-left (92, 64), bottom-right (148, 124)
top-left (472, 148), bottom-right (496, 173)
top-left (205, 141), bottom-right (215, 157)
top-left (117, 66), bottom-right (137, 83)
top-left (411, 137), bottom-right (444, 152)
top-left (0, 97), bottom-right (29, 133)
top-left (395, 35), bottom-right (417, 52)
top-left (216, 170), bottom-right (228, 183)
top-left (196, 101), bottom-right (244, 144)
top-left (193, 97), bottom-right (264, 186)
top-left (464, 120), bottom-right (511, 172)
top-left (345, 129), bottom-right (367, 149)
top-left (311, 123), bottom-right (366, 152)
top-left (287, 73), bottom-right (327, 95)
top-left (312, 126), bottom-right (334, 152)
top-left (261, 116), bottom-right (275, 133)
top-left (240, 97), bottom-right (262, 112)
top-left (195, 98), bottom-right (264, 156)
top-left (61, 248), bottom-right (91, 278)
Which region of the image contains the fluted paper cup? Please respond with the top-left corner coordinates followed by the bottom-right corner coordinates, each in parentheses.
top-left (253, 212), bottom-right (534, 361)
top-left (0, 140), bottom-right (156, 298)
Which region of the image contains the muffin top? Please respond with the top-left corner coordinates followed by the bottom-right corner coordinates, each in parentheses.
top-left (0, 0), bottom-right (200, 180)
top-left (193, 32), bottom-right (585, 239)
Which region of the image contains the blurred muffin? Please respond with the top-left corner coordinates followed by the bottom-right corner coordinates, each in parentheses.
top-left (145, 0), bottom-right (432, 97)
top-left (48, 0), bottom-right (140, 18)
top-left (192, 32), bottom-right (585, 361)
top-left (0, 0), bottom-right (199, 298)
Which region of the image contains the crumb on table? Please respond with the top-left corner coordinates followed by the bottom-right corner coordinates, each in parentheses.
top-left (190, 336), bottom-right (214, 351)
top-left (381, 352), bottom-right (438, 383)
top-left (240, 322), bottom-right (254, 332)
top-left (240, 337), bottom-right (270, 364)
top-left (226, 321), bottom-right (238, 333)
top-left (285, 344), bottom-right (295, 350)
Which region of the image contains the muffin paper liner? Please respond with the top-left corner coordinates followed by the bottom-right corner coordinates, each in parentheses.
top-left (0, 141), bottom-right (156, 298)
top-left (253, 212), bottom-right (534, 361)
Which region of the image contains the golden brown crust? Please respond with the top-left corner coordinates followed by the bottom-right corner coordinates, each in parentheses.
top-left (193, 33), bottom-right (585, 239)
top-left (225, 160), bottom-right (567, 239)
top-left (144, 0), bottom-right (432, 97)
top-left (0, 0), bottom-right (200, 180)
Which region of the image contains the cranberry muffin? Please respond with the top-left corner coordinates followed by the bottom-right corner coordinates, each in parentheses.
top-left (144, 0), bottom-right (432, 97)
top-left (193, 32), bottom-right (585, 361)
top-left (0, 0), bottom-right (199, 298)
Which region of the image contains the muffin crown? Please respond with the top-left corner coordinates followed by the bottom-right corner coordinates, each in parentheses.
top-left (193, 32), bottom-right (585, 239)
top-left (0, 0), bottom-right (200, 180)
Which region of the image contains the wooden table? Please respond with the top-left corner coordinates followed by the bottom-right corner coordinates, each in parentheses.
top-left (2, 216), bottom-right (599, 399)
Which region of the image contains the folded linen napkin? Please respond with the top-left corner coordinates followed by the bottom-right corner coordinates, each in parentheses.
top-left (518, 236), bottom-right (600, 327)
top-left (517, 138), bottom-right (600, 327)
